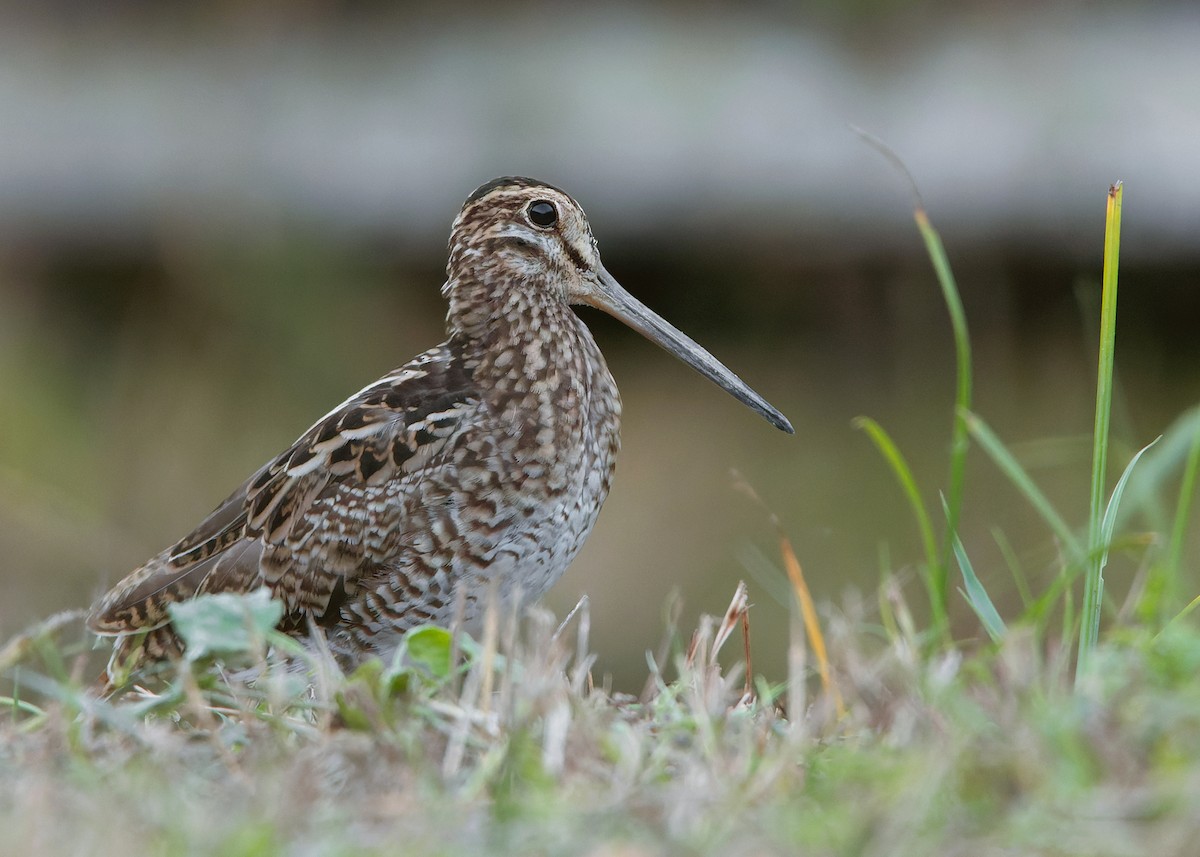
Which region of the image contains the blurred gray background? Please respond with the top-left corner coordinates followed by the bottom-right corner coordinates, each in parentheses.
top-left (2, 1), bottom-right (1199, 687)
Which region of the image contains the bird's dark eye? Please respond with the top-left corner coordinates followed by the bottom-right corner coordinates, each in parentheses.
top-left (527, 200), bottom-right (558, 228)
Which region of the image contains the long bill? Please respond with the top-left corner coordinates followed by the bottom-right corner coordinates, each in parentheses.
top-left (583, 266), bottom-right (794, 434)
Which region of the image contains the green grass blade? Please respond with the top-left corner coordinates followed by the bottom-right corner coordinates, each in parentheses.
top-left (943, 498), bottom-right (1006, 642)
top-left (965, 410), bottom-right (1083, 560)
top-left (1021, 570), bottom-right (1075, 633)
top-left (1114, 405), bottom-right (1200, 523)
top-left (0, 695), bottom-right (45, 718)
top-left (1157, 592), bottom-right (1200, 641)
top-left (1101, 437), bottom-right (1159, 550)
top-left (1163, 421), bottom-right (1200, 604)
top-left (1078, 182), bottom-right (1123, 682)
top-left (914, 210), bottom-right (973, 596)
top-left (1106, 404), bottom-right (1200, 621)
top-left (1152, 408), bottom-right (1200, 614)
top-left (1073, 436), bottom-right (1158, 667)
top-left (991, 527), bottom-right (1033, 610)
top-left (849, 130), bottom-right (971, 640)
top-left (853, 416), bottom-right (947, 638)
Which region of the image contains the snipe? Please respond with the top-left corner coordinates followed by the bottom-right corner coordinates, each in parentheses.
top-left (88, 177), bottom-right (793, 677)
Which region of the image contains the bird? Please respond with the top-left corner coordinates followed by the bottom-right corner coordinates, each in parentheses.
top-left (87, 176), bottom-right (793, 679)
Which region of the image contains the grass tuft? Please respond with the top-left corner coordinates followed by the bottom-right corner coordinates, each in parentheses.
top-left (5, 585), bottom-right (1200, 855)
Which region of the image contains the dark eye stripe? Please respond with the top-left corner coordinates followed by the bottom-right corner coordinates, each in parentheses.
top-left (561, 241), bottom-right (588, 272)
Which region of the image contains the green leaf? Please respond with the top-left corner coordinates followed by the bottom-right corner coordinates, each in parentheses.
top-left (336, 659), bottom-right (384, 730)
top-left (402, 625), bottom-right (454, 679)
top-left (168, 589), bottom-right (284, 662)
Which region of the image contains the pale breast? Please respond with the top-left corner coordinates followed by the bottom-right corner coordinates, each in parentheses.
top-left (341, 315), bottom-right (622, 656)
top-left (453, 312), bottom-right (622, 603)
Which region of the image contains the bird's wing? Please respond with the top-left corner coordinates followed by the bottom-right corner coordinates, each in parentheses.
top-left (88, 342), bottom-right (481, 635)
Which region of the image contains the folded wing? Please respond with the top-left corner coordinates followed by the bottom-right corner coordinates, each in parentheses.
top-left (87, 342), bottom-right (479, 637)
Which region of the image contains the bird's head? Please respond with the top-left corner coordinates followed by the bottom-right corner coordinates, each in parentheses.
top-left (445, 176), bottom-right (793, 434)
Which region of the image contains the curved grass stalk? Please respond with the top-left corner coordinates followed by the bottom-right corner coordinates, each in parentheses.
top-left (854, 416), bottom-right (947, 639)
top-left (914, 210), bottom-right (973, 587)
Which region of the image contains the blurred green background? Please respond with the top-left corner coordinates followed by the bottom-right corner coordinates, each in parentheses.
top-left (2, 1), bottom-right (1199, 688)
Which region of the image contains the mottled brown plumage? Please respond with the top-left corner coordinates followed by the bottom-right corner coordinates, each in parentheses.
top-left (88, 177), bottom-right (792, 677)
